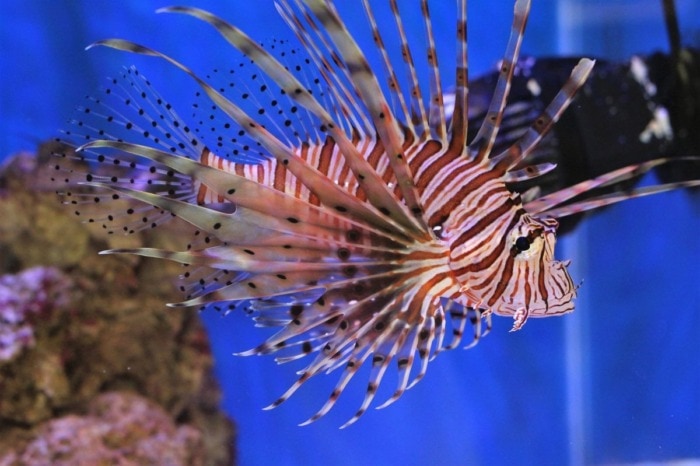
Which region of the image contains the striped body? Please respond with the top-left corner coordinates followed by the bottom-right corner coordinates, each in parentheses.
top-left (197, 124), bottom-right (576, 327)
top-left (52, 0), bottom-right (699, 426)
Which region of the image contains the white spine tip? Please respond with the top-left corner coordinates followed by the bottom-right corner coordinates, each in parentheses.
top-left (339, 418), bottom-right (356, 429)
top-left (166, 302), bottom-right (188, 308)
top-left (262, 402), bottom-right (279, 411)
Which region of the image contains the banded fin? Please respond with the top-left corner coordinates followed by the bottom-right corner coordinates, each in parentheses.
top-left (526, 157), bottom-right (700, 214)
top-left (301, 0), bottom-right (428, 232)
top-left (448, 0), bottom-right (469, 152)
top-left (275, 2), bottom-right (374, 136)
top-left (52, 67), bottom-right (203, 236)
top-left (88, 39), bottom-right (414, 237)
top-left (543, 179), bottom-right (700, 218)
top-left (387, 0), bottom-right (430, 136)
top-left (471, 0), bottom-right (531, 161)
top-left (360, 0), bottom-right (413, 136)
top-left (190, 52), bottom-right (323, 155)
top-left (419, 0), bottom-right (447, 141)
top-left (376, 304), bottom-right (490, 410)
top-left (493, 58), bottom-right (595, 170)
top-left (253, 264), bottom-right (487, 426)
top-left (157, 6), bottom-right (427, 237)
top-left (78, 140), bottom-right (409, 247)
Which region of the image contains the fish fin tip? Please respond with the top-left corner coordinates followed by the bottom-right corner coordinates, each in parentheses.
top-left (298, 415), bottom-right (319, 427)
top-left (339, 415), bottom-right (360, 429)
top-left (263, 398), bottom-right (285, 411)
top-left (166, 302), bottom-right (188, 308)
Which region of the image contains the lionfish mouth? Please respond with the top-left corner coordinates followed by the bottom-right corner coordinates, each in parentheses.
top-left (50, 0), bottom-right (698, 427)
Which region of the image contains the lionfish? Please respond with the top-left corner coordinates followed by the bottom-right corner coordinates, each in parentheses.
top-left (52, 0), bottom-right (700, 427)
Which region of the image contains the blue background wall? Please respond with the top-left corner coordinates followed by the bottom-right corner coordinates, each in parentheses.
top-left (2, 1), bottom-right (698, 465)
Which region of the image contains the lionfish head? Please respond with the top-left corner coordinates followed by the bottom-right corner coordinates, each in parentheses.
top-left (441, 170), bottom-right (577, 329)
top-left (53, 0), bottom-right (595, 426)
top-left (472, 213), bottom-right (575, 327)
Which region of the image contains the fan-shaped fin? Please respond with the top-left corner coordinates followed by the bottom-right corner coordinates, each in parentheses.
top-left (78, 140), bottom-right (410, 246)
top-left (87, 39), bottom-right (415, 237)
top-left (301, 0), bottom-right (428, 232)
top-left (157, 6), bottom-right (427, 237)
top-left (275, 1), bottom-right (374, 135)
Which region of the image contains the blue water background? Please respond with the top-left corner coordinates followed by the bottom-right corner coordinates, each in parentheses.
top-left (2, 1), bottom-right (698, 465)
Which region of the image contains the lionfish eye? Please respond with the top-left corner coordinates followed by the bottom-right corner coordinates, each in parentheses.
top-left (514, 236), bottom-right (531, 252)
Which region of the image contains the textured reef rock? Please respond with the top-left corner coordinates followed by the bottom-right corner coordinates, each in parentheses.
top-left (0, 267), bottom-right (72, 362)
top-left (0, 144), bottom-right (235, 465)
top-left (0, 391), bottom-right (204, 466)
